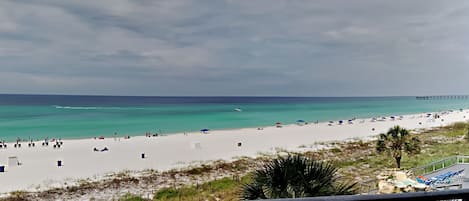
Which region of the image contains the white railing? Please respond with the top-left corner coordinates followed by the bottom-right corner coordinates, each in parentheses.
top-left (359, 155), bottom-right (469, 193)
top-left (410, 155), bottom-right (469, 176)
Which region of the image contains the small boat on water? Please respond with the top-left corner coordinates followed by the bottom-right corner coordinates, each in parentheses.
top-left (234, 108), bottom-right (242, 112)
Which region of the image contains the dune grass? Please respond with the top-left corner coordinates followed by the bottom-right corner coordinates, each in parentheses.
top-left (120, 193), bottom-right (148, 201)
top-left (153, 176), bottom-right (251, 201)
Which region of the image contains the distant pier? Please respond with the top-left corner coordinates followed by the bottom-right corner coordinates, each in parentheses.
top-left (416, 95), bottom-right (469, 100)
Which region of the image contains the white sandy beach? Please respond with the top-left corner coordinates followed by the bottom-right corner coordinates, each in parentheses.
top-left (0, 110), bottom-right (468, 194)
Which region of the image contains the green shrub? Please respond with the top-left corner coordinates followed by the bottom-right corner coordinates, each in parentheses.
top-left (453, 122), bottom-right (467, 130)
top-left (154, 188), bottom-right (180, 199)
top-left (119, 193), bottom-right (147, 201)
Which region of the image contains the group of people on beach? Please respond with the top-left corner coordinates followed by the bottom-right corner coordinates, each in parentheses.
top-left (145, 132), bottom-right (159, 137)
top-left (0, 138), bottom-right (64, 149)
top-left (0, 141), bottom-right (7, 148)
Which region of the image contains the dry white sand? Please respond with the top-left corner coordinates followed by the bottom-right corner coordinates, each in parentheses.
top-left (0, 110), bottom-right (468, 194)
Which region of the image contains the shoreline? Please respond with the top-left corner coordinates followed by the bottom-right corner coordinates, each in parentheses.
top-left (4, 109), bottom-right (465, 144)
top-left (0, 109), bottom-right (468, 194)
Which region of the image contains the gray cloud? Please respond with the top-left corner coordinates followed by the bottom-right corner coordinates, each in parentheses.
top-left (0, 0), bottom-right (468, 96)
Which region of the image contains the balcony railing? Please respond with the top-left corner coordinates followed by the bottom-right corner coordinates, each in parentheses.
top-left (410, 155), bottom-right (469, 176)
top-left (358, 155), bottom-right (469, 193)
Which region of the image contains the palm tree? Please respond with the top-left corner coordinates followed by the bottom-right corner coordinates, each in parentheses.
top-left (376, 126), bottom-right (421, 168)
top-left (241, 154), bottom-right (356, 200)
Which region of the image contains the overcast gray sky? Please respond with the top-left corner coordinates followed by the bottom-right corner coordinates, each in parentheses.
top-left (0, 0), bottom-right (468, 96)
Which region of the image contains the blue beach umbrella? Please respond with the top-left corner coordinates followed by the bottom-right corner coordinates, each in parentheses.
top-left (200, 128), bottom-right (209, 133)
top-left (296, 120), bottom-right (305, 123)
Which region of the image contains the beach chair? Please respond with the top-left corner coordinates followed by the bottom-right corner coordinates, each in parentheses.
top-left (424, 179), bottom-right (433, 186)
top-left (433, 172), bottom-right (453, 185)
top-left (416, 177), bottom-right (425, 184)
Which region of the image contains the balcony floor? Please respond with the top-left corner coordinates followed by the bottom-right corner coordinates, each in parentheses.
top-left (423, 164), bottom-right (469, 189)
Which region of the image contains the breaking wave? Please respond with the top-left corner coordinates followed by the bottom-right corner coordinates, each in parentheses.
top-left (52, 105), bottom-right (144, 110)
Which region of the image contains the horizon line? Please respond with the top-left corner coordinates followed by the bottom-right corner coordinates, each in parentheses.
top-left (1, 93), bottom-right (468, 99)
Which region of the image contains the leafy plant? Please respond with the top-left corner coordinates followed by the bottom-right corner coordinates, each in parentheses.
top-left (241, 154), bottom-right (356, 199)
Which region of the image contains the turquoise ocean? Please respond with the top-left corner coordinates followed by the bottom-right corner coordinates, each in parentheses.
top-left (0, 94), bottom-right (468, 142)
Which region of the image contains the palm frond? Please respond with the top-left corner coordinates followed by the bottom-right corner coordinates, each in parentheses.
top-left (241, 154), bottom-right (355, 200)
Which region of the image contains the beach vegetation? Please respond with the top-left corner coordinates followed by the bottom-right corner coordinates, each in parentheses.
top-left (153, 176), bottom-right (250, 200)
top-left (185, 164), bottom-right (213, 175)
top-left (119, 193), bottom-right (149, 201)
top-left (3, 191), bottom-right (28, 201)
top-left (465, 125), bottom-right (469, 143)
top-left (240, 154), bottom-right (356, 199)
top-left (452, 122), bottom-right (467, 130)
top-left (331, 147), bottom-right (342, 153)
top-left (376, 126), bottom-right (421, 168)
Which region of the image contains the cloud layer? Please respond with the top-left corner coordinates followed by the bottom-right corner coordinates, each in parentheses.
top-left (1, 0), bottom-right (468, 96)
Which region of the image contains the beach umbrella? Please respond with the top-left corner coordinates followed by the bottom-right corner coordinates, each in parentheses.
top-left (296, 120), bottom-right (305, 123)
top-left (200, 128), bottom-right (209, 133)
top-left (275, 122), bottom-right (282, 124)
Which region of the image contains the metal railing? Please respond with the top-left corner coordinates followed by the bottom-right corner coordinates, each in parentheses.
top-left (267, 188), bottom-right (469, 201)
top-left (358, 155), bottom-right (469, 193)
top-left (410, 155), bottom-right (469, 176)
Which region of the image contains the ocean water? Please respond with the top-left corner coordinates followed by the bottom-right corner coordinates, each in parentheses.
top-left (0, 94), bottom-right (468, 142)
